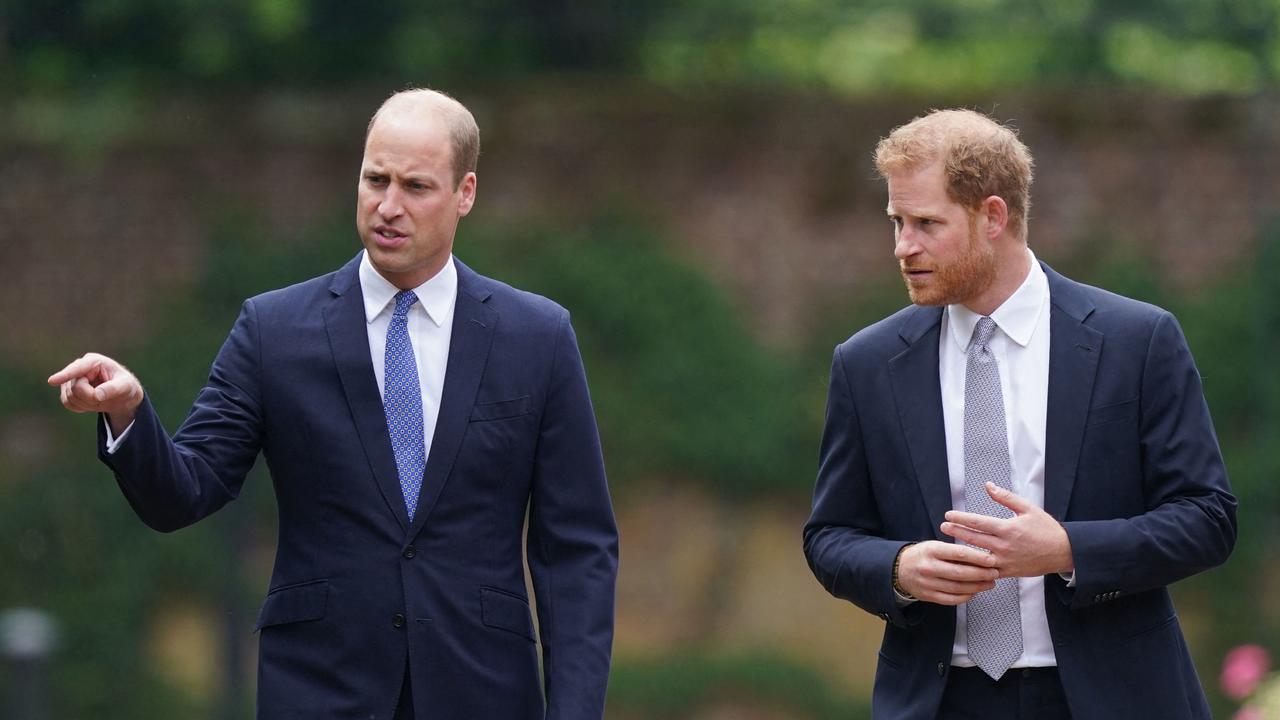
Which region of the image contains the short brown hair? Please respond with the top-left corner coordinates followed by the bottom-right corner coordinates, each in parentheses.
top-left (367, 88), bottom-right (480, 189)
top-left (874, 109), bottom-right (1034, 238)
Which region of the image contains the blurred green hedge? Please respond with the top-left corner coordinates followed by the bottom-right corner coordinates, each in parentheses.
top-left (5, 1), bottom-right (1278, 97)
top-left (2, 207), bottom-right (1277, 717)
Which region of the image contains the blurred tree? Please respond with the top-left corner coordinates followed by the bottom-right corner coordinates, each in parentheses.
top-left (3, 0), bottom-right (1277, 96)
top-left (637, 0), bottom-right (1280, 95)
top-left (461, 214), bottom-right (815, 495)
top-left (0, 0), bottom-right (665, 93)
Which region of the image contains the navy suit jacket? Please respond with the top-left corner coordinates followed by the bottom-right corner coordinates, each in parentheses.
top-left (99, 254), bottom-right (619, 719)
top-left (804, 264), bottom-right (1236, 720)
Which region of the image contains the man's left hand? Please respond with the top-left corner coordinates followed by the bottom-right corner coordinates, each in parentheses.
top-left (940, 482), bottom-right (1074, 578)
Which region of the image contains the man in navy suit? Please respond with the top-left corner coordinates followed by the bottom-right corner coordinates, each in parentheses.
top-left (804, 109), bottom-right (1236, 719)
top-left (49, 88), bottom-right (618, 719)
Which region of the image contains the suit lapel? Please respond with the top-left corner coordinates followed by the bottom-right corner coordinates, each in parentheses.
top-left (407, 261), bottom-right (497, 539)
top-left (1042, 264), bottom-right (1103, 520)
top-left (888, 306), bottom-right (953, 541)
top-left (322, 256), bottom-right (409, 531)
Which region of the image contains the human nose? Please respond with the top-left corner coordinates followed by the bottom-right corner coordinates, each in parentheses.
top-left (377, 185), bottom-right (404, 219)
top-left (894, 225), bottom-right (921, 260)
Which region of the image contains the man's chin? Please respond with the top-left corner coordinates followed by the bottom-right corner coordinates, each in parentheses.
top-left (905, 286), bottom-right (948, 307)
top-left (364, 244), bottom-right (411, 270)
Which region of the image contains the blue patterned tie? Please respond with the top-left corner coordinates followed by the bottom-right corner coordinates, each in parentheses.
top-left (964, 316), bottom-right (1022, 680)
top-left (384, 290), bottom-right (425, 521)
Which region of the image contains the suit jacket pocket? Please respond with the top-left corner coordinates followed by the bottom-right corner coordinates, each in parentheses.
top-left (254, 579), bottom-right (328, 632)
top-left (470, 396), bottom-right (532, 422)
top-left (1086, 398), bottom-right (1138, 426)
top-left (876, 649), bottom-right (904, 670)
top-left (1125, 612), bottom-right (1177, 639)
top-left (480, 587), bottom-right (536, 642)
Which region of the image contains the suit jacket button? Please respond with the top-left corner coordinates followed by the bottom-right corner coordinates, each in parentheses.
top-left (392, 613), bottom-right (406, 629)
top-left (403, 546), bottom-right (416, 559)
top-left (937, 662), bottom-right (946, 677)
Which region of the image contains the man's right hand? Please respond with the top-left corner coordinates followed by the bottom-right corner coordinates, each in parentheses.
top-left (895, 540), bottom-right (1000, 605)
top-left (48, 353), bottom-right (144, 437)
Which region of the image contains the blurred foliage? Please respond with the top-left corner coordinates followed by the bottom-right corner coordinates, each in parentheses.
top-left (3, 203), bottom-right (1277, 716)
top-left (3, 0), bottom-right (1279, 98)
top-left (460, 214), bottom-right (815, 495)
top-left (609, 650), bottom-right (871, 719)
top-left (0, 208), bottom-right (819, 717)
top-left (640, 0), bottom-right (1280, 96)
top-left (1050, 221), bottom-right (1280, 717)
top-left (0, 211), bottom-right (296, 718)
top-left (0, 0), bottom-right (662, 93)
top-left (2, 1), bottom-right (1276, 709)
top-left (0, 371), bottom-right (210, 716)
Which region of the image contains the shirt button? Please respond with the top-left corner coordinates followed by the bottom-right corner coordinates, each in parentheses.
top-left (392, 613), bottom-right (405, 629)
top-left (403, 546), bottom-right (416, 559)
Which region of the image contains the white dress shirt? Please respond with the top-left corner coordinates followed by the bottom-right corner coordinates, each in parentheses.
top-left (358, 250), bottom-right (456, 463)
top-left (940, 249), bottom-right (1056, 669)
top-left (107, 250), bottom-right (458, 463)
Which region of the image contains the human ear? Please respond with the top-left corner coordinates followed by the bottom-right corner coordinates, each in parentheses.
top-left (457, 172), bottom-right (478, 216)
top-left (981, 195), bottom-right (1009, 239)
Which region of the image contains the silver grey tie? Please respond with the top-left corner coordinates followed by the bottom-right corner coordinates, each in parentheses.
top-left (964, 316), bottom-right (1022, 680)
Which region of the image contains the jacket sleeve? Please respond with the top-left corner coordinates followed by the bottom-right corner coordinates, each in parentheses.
top-left (1060, 311), bottom-right (1237, 609)
top-left (804, 345), bottom-right (922, 628)
top-left (98, 299), bottom-right (265, 532)
top-left (526, 312), bottom-right (619, 720)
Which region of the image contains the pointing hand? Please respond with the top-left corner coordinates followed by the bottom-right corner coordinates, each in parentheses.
top-left (48, 353), bottom-right (144, 436)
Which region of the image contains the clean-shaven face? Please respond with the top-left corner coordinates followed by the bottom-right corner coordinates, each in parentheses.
top-left (356, 105), bottom-right (476, 289)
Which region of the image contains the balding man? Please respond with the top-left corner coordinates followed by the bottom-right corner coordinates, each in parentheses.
top-left (804, 109), bottom-right (1235, 719)
top-left (49, 89), bottom-right (618, 720)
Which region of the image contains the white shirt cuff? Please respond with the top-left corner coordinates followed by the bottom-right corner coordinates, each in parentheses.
top-left (103, 415), bottom-right (135, 455)
top-left (1058, 570), bottom-right (1076, 587)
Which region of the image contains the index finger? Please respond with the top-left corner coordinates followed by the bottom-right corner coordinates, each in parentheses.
top-left (48, 355), bottom-right (101, 386)
top-left (931, 541), bottom-right (997, 568)
top-left (943, 510), bottom-right (1005, 535)
top-left (985, 482), bottom-right (1034, 513)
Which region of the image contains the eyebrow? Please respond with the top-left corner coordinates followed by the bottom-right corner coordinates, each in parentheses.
top-left (887, 206), bottom-right (942, 218)
top-left (360, 168), bottom-right (436, 184)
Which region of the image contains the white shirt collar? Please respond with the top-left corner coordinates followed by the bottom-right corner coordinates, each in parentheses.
top-left (947, 248), bottom-right (1048, 352)
top-left (359, 250), bottom-right (457, 328)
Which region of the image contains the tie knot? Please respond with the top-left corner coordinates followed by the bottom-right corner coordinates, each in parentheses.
top-left (393, 290), bottom-right (419, 318)
top-left (971, 316), bottom-right (997, 351)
